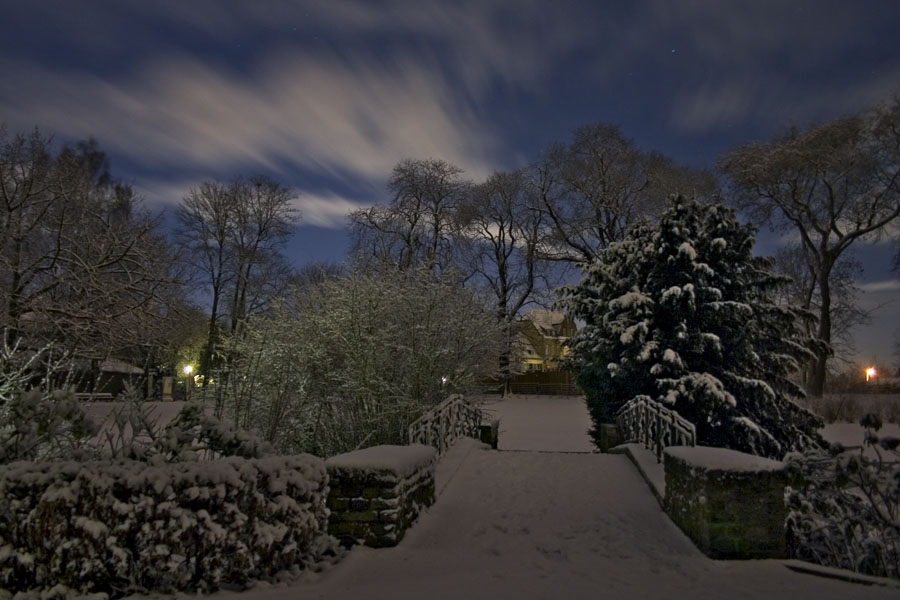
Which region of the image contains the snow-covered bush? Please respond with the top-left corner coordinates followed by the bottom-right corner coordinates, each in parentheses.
top-left (0, 454), bottom-right (330, 597)
top-left (210, 266), bottom-right (503, 457)
top-left (0, 389), bottom-right (97, 464)
top-left (562, 196), bottom-right (823, 458)
top-left (0, 339), bottom-right (97, 464)
top-left (149, 402), bottom-right (275, 462)
top-left (785, 414), bottom-right (900, 579)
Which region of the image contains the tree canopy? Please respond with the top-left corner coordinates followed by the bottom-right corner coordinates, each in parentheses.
top-left (721, 98), bottom-right (900, 396)
top-left (0, 126), bottom-right (184, 364)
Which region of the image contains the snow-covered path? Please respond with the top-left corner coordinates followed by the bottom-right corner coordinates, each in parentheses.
top-left (214, 395), bottom-right (896, 600)
top-left (477, 394), bottom-right (596, 453)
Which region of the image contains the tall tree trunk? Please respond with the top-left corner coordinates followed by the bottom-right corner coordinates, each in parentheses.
top-left (200, 285), bottom-right (221, 388)
top-left (808, 264), bottom-right (834, 398)
top-left (499, 348), bottom-right (511, 397)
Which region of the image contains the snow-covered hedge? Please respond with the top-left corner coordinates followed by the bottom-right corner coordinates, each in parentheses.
top-left (785, 414), bottom-right (900, 579)
top-left (0, 454), bottom-right (329, 597)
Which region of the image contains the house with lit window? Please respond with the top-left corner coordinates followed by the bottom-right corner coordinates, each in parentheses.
top-left (515, 309), bottom-right (577, 372)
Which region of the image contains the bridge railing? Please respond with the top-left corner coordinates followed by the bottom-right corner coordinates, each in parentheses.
top-left (408, 394), bottom-right (483, 456)
top-left (615, 396), bottom-right (696, 463)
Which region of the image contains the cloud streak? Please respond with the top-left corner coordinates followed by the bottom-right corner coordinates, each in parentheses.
top-left (291, 192), bottom-right (369, 229)
top-left (1, 49), bottom-right (504, 184)
top-left (859, 280), bottom-right (900, 293)
top-left (134, 175), bottom-right (368, 230)
top-left (655, 1), bottom-right (900, 133)
top-left (0, 2), bottom-right (595, 230)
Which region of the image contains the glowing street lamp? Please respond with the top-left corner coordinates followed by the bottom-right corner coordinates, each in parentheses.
top-left (865, 366), bottom-right (877, 382)
top-left (183, 365), bottom-right (194, 400)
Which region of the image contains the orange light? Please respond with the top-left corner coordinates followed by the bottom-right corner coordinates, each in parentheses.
top-left (865, 367), bottom-right (877, 382)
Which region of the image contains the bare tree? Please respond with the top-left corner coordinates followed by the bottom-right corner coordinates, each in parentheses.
top-left (175, 176), bottom-right (299, 384)
top-left (721, 98), bottom-right (900, 397)
top-left (290, 261), bottom-right (343, 289)
top-left (0, 126), bottom-right (181, 366)
top-left (773, 245), bottom-right (870, 377)
top-left (456, 169), bottom-right (557, 393)
top-left (534, 123), bottom-right (718, 263)
top-left (350, 159), bottom-right (469, 273)
top-left (225, 176), bottom-right (298, 337)
top-left (175, 181), bottom-right (237, 382)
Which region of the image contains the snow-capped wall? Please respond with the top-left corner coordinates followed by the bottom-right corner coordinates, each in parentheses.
top-left (0, 455), bottom-right (329, 597)
top-left (663, 446), bottom-right (792, 559)
top-left (326, 444), bottom-right (437, 548)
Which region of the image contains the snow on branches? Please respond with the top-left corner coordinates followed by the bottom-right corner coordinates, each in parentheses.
top-left (0, 453), bottom-right (330, 597)
top-left (786, 414), bottom-right (900, 579)
top-left (562, 195), bottom-right (824, 458)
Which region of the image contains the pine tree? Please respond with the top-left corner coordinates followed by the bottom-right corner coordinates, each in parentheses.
top-left (563, 195), bottom-right (824, 459)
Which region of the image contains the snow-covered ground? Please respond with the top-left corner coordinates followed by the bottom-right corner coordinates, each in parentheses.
top-left (194, 394), bottom-right (897, 600)
top-left (473, 394), bottom-right (595, 452)
top-left (80, 400), bottom-right (191, 430)
top-left (820, 421), bottom-right (900, 459)
top-left (800, 393), bottom-right (900, 424)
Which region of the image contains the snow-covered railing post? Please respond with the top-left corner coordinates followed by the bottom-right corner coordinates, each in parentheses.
top-left (407, 394), bottom-right (487, 456)
top-left (616, 396), bottom-right (696, 462)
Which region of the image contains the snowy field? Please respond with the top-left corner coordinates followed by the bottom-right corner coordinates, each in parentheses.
top-left (178, 394), bottom-right (897, 600)
top-left (80, 400), bottom-right (192, 430)
top-left (801, 393), bottom-right (900, 424)
top-left (820, 421), bottom-right (900, 459)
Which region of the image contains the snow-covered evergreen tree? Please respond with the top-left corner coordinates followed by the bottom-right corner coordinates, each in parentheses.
top-left (563, 195), bottom-right (824, 458)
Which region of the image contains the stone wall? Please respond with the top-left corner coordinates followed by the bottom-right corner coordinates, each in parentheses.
top-left (598, 423), bottom-right (620, 452)
top-left (479, 419), bottom-right (500, 449)
top-left (663, 446), bottom-right (792, 559)
top-left (325, 444), bottom-right (437, 548)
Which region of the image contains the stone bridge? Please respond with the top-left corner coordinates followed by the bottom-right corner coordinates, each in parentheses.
top-left (226, 396), bottom-right (897, 600)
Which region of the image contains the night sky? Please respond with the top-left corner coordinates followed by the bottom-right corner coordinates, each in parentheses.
top-left (2, 0), bottom-right (899, 366)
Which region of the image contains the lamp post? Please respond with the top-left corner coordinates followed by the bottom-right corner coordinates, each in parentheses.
top-left (183, 364), bottom-right (194, 401)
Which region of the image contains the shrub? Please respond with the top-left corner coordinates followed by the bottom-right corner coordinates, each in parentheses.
top-left (0, 454), bottom-right (329, 597)
top-left (208, 266), bottom-right (504, 457)
top-left (785, 414), bottom-right (900, 579)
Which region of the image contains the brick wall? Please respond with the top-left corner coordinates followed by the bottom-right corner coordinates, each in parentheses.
top-left (325, 444), bottom-right (437, 548)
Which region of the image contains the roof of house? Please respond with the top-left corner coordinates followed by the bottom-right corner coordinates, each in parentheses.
top-left (522, 309), bottom-right (573, 337)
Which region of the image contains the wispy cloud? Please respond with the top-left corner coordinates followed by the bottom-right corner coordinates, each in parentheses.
top-left (859, 279), bottom-right (900, 293)
top-left (0, 2), bottom-right (596, 231)
top-left (669, 80), bottom-right (758, 133)
top-left (658, 2), bottom-right (900, 133)
top-left (135, 176), bottom-right (371, 230)
top-left (291, 192), bottom-right (369, 229)
top-left (0, 49), bottom-right (504, 184)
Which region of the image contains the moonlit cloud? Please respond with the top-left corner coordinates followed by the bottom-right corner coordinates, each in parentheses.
top-left (656, 2), bottom-right (900, 133)
top-left (669, 80), bottom-right (758, 133)
top-left (0, 50), bottom-right (503, 184)
top-left (0, 1), bottom-right (588, 225)
top-left (0, 0), bottom-right (586, 201)
top-left (291, 192), bottom-right (370, 229)
top-left (859, 280), bottom-right (900, 293)
top-left (136, 176), bottom-right (369, 229)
